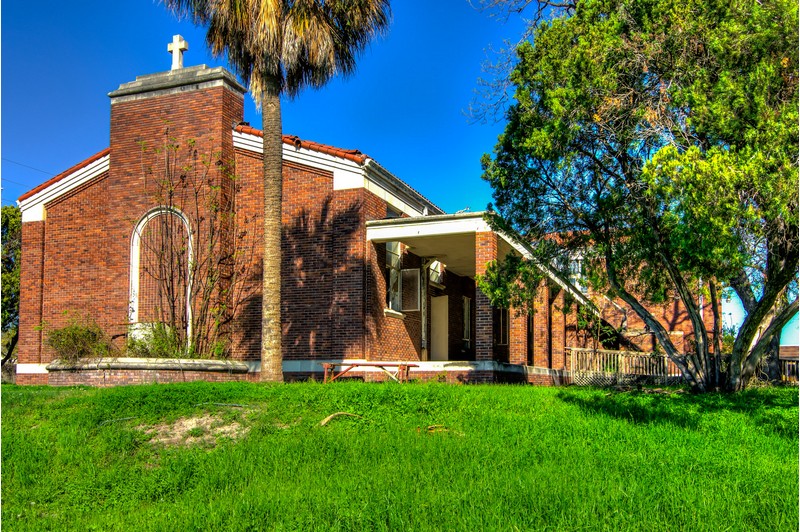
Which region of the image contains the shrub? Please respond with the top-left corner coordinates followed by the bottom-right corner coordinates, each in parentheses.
top-left (126, 323), bottom-right (184, 359)
top-left (44, 314), bottom-right (115, 364)
top-left (126, 322), bottom-right (231, 359)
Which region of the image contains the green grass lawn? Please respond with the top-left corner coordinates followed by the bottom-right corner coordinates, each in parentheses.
top-left (2, 381), bottom-right (797, 531)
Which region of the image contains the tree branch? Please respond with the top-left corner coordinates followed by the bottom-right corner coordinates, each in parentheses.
top-left (743, 298), bottom-right (799, 374)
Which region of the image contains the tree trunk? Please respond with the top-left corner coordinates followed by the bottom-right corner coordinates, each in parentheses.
top-left (727, 283), bottom-right (785, 391)
top-left (709, 280), bottom-right (722, 388)
top-left (602, 241), bottom-right (705, 391)
top-left (260, 76), bottom-right (284, 383)
top-left (2, 328), bottom-right (18, 366)
top-left (764, 333), bottom-right (782, 383)
top-left (733, 298), bottom-right (798, 390)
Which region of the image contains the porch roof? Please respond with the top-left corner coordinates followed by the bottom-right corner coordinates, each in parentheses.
top-left (366, 212), bottom-right (507, 278)
top-left (365, 212), bottom-right (595, 309)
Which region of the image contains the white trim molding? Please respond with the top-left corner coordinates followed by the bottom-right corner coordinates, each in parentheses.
top-left (18, 154), bottom-right (110, 222)
top-left (280, 359), bottom-right (504, 374)
top-left (16, 363), bottom-right (50, 375)
top-left (233, 129), bottom-right (441, 218)
top-left (366, 212), bottom-right (492, 242)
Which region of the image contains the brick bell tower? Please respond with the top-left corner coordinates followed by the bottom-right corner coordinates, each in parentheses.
top-left (103, 36), bottom-right (248, 339)
top-left (15, 36), bottom-right (251, 383)
top-left (107, 34), bottom-right (246, 201)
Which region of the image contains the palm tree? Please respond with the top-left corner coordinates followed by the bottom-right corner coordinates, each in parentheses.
top-left (166, 0), bottom-right (391, 382)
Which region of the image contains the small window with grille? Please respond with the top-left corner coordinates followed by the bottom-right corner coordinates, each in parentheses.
top-left (493, 307), bottom-right (509, 346)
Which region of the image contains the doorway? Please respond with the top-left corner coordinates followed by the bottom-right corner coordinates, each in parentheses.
top-left (431, 296), bottom-right (449, 361)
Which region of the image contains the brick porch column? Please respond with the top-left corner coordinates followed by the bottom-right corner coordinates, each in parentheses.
top-left (564, 299), bottom-right (580, 371)
top-left (532, 279), bottom-right (550, 367)
top-left (475, 232), bottom-right (497, 361)
top-left (550, 285), bottom-right (566, 369)
top-left (508, 309), bottom-right (528, 365)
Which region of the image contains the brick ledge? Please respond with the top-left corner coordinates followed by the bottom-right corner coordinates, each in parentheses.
top-left (46, 357), bottom-right (249, 374)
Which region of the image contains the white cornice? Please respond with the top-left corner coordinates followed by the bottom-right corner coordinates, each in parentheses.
top-left (233, 130), bottom-right (439, 218)
top-left (18, 155), bottom-right (110, 222)
top-left (365, 212), bottom-right (491, 241)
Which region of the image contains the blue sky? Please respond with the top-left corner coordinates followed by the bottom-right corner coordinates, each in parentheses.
top-left (2, 0), bottom-right (525, 215)
top-left (2, 1), bottom-right (796, 344)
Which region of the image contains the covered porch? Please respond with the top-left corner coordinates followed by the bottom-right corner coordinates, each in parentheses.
top-left (366, 211), bottom-right (591, 369)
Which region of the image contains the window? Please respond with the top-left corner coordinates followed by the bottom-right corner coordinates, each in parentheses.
top-left (130, 206), bottom-right (194, 344)
top-left (386, 241), bottom-right (420, 313)
top-left (493, 307), bottom-right (509, 346)
top-left (386, 242), bottom-right (402, 312)
top-left (401, 269), bottom-right (420, 311)
top-left (429, 260), bottom-right (445, 287)
top-left (462, 296), bottom-right (471, 348)
top-left (569, 253), bottom-right (587, 293)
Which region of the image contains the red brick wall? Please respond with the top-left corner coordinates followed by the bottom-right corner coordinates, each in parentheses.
top-left (508, 309), bottom-right (527, 365)
top-left (550, 286), bottom-right (566, 369)
top-left (367, 241), bottom-right (423, 361)
top-left (532, 280), bottom-right (550, 367)
top-left (229, 149), bottom-right (263, 361)
top-left (16, 374), bottom-right (48, 386)
top-left (39, 175), bottom-right (128, 360)
top-left (563, 287), bottom-right (718, 357)
top-left (281, 162), bottom-right (336, 359)
top-left (107, 85), bottom-right (244, 347)
top-left (48, 369), bottom-right (252, 387)
top-left (227, 154), bottom-right (461, 364)
top-left (17, 221), bottom-right (45, 365)
top-left (331, 189), bottom-right (369, 360)
top-left (18, 83), bottom-right (245, 369)
top-left (363, 194), bottom-right (387, 360)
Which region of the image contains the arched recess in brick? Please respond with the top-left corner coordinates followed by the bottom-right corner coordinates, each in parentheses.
top-left (128, 207), bottom-right (194, 343)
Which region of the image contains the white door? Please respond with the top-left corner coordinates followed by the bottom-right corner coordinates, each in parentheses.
top-left (431, 296), bottom-right (449, 361)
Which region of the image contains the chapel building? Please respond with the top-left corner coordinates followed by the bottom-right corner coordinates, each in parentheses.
top-left (15, 38), bottom-right (713, 385)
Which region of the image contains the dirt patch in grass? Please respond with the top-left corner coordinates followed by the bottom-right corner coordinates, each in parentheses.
top-left (141, 413), bottom-right (249, 447)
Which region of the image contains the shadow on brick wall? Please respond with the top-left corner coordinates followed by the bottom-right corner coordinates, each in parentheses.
top-left (281, 196), bottom-right (365, 360)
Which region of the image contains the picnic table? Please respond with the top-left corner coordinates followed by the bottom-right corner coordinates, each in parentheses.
top-left (321, 362), bottom-right (418, 383)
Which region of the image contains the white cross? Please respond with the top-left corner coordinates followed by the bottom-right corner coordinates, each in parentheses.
top-left (167, 35), bottom-right (189, 71)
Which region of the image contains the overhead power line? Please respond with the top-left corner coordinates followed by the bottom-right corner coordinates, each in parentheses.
top-left (2, 158), bottom-right (55, 176)
top-left (1, 177), bottom-right (31, 187)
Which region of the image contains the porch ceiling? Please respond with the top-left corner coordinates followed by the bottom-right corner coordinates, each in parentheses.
top-left (365, 212), bottom-right (517, 278)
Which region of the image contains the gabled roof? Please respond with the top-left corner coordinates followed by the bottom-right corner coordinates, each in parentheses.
top-left (17, 129), bottom-right (377, 204)
top-left (18, 128), bottom-right (444, 220)
top-left (18, 148), bottom-right (111, 202)
top-left (233, 124), bottom-right (443, 216)
top-left (235, 124), bottom-right (369, 165)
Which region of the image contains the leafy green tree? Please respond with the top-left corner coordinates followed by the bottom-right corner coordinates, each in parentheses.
top-left (2, 205), bottom-right (21, 366)
top-left (166, 0), bottom-right (390, 381)
top-left (480, 0), bottom-right (798, 391)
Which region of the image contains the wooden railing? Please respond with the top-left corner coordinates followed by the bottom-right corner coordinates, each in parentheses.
top-left (780, 359), bottom-right (799, 383)
top-left (568, 348), bottom-right (682, 386)
top-left (569, 348), bottom-right (799, 386)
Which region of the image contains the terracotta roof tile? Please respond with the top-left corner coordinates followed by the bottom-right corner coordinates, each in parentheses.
top-left (235, 124), bottom-right (369, 165)
top-left (18, 148), bottom-right (111, 202)
top-left (21, 128), bottom-right (442, 215)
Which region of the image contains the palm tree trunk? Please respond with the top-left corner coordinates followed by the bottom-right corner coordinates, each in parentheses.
top-left (260, 75), bottom-right (284, 382)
